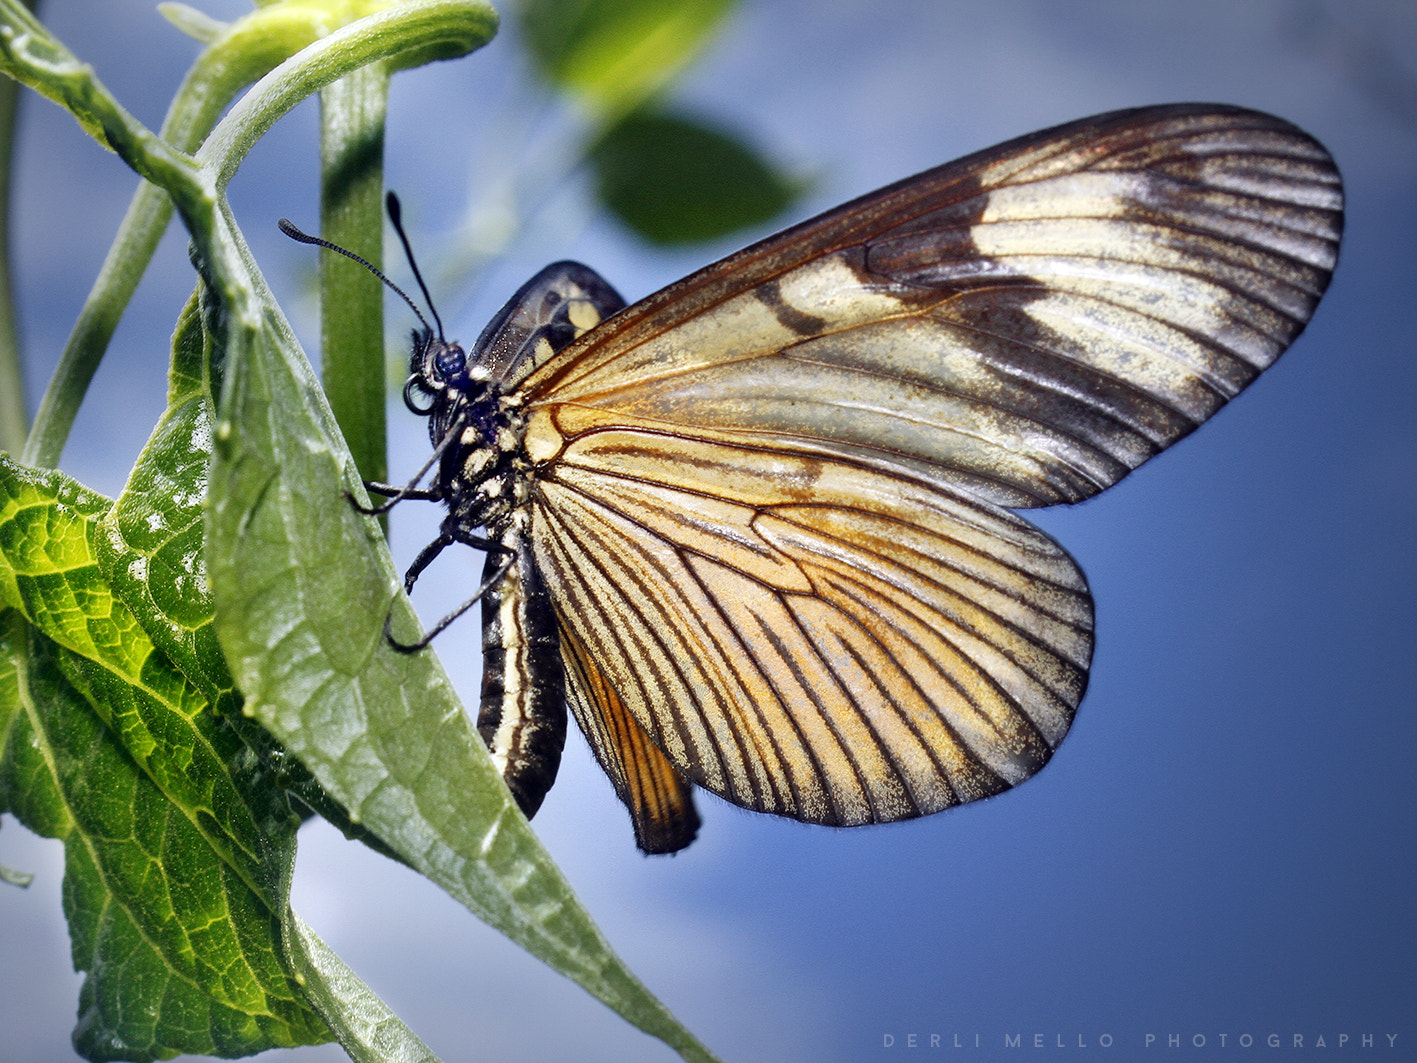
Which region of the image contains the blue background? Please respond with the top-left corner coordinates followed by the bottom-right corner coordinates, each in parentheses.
top-left (2, 2), bottom-right (1413, 1060)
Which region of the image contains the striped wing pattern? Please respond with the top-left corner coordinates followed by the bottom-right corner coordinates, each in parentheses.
top-left (561, 620), bottom-right (701, 852)
top-left (516, 105), bottom-right (1341, 830)
top-left (535, 429), bottom-right (1091, 823)
top-left (523, 105), bottom-right (1342, 509)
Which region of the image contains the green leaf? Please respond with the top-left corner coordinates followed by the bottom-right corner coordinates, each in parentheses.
top-left (2, 2), bottom-right (713, 1057)
top-left (281, 911), bottom-right (442, 1063)
top-left (89, 286), bottom-right (426, 1059)
top-left (204, 249), bottom-right (721, 1063)
top-left (590, 108), bottom-right (802, 245)
top-left (0, 465), bottom-right (330, 1060)
top-left (94, 293), bottom-right (236, 715)
top-left (519, 0), bottom-right (740, 118)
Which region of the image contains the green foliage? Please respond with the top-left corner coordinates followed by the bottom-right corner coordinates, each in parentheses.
top-left (0, 284), bottom-right (442, 1059)
top-left (591, 107), bottom-right (802, 245)
top-left (517, 0), bottom-right (803, 244)
top-left (0, 454), bottom-right (329, 1059)
top-left (518, 0), bottom-right (737, 118)
top-left (0, 0), bottom-right (790, 1058)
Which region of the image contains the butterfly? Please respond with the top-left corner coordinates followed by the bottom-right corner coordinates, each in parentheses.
top-left (282, 103), bottom-right (1342, 854)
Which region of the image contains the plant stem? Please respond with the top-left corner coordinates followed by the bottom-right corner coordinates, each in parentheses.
top-left (319, 64), bottom-right (389, 488)
top-left (0, 48), bottom-right (26, 454)
top-left (0, 0), bottom-right (36, 454)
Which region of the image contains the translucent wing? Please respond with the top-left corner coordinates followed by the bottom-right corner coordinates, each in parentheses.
top-left (514, 104), bottom-right (1340, 828)
top-left (522, 104), bottom-right (1342, 509)
top-left (560, 621), bottom-right (700, 852)
top-left (530, 422), bottom-right (1091, 822)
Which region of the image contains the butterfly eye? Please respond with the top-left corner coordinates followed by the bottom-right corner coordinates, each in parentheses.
top-left (433, 343), bottom-right (467, 383)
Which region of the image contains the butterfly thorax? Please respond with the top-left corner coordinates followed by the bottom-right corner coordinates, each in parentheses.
top-left (404, 326), bottom-right (530, 535)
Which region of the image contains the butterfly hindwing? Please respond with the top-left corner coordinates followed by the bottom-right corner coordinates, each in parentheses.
top-left (529, 421), bottom-right (1092, 825)
top-left (560, 621), bottom-right (701, 854)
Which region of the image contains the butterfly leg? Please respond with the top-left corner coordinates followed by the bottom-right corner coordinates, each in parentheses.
top-left (349, 416), bottom-right (466, 515)
top-left (384, 529), bottom-right (515, 653)
top-left (350, 480), bottom-right (442, 516)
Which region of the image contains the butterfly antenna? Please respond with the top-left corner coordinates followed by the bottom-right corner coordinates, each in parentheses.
top-left (277, 211), bottom-right (434, 337)
top-left (384, 191), bottom-right (446, 342)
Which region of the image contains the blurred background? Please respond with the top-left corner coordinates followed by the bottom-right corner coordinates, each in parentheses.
top-left (1, 1), bottom-right (1414, 1060)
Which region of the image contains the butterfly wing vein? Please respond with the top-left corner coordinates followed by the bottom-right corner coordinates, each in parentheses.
top-left (533, 430), bottom-right (1093, 825)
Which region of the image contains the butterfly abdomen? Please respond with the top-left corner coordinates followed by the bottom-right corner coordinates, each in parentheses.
top-left (477, 526), bottom-right (567, 818)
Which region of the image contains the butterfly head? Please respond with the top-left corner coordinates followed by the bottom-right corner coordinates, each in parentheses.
top-left (402, 326), bottom-right (494, 412)
top-left (402, 320), bottom-right (514, 484)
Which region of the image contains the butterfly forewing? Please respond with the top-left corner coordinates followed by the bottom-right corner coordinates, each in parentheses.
top-left (521, 105), bottom-right (1341, 509)
top-left (474, 261), bottom-right (627, 385)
